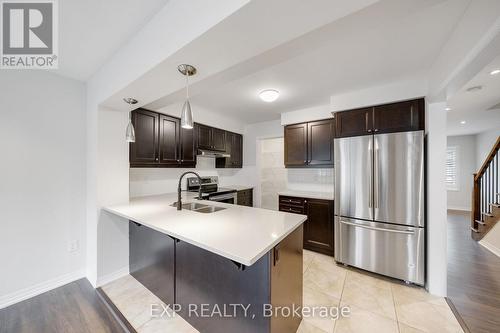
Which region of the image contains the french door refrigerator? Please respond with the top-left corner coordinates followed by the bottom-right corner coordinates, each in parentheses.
top-left (334, 131), bottom-right (425, 285)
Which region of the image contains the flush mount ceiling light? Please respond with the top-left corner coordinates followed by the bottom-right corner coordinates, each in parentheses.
top-left (178, 64), bottom-right (197, 129)
top-left (460, 120), bottom-right (467, 125)
top-left (490, 69), bottom-right (500, 76)
top-left (259, 89), bottom-right (280, 102)
top-left (124, 98), bottom-right (138, 142)
top-left (445, 107), bottom-right (452, 111)
top-left (466, 85), bottom-right (483, 92)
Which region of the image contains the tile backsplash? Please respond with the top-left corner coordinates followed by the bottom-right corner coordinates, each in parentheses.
top-left (286, 168), bottom-right (334, 193)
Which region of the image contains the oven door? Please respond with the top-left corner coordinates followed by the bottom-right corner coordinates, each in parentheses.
top-left (208, 193), bottom-right (237, 204)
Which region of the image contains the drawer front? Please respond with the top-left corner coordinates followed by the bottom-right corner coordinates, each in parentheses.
top-left (279, 196), bottom-right (304, 207)
top-left (279, 205), bottom-right (305, 214)
top-left (335, 217), bottom-right (424, 285)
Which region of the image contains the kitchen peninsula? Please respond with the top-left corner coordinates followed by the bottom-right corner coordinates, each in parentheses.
top-left (103, 192), bottom-right (306, 333)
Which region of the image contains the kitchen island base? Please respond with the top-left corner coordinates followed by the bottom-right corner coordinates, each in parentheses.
top-left (129, 221), bottom-right (303, 333)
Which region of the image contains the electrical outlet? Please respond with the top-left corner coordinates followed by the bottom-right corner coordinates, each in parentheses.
top-left (68, 240), bottom-right (79, 253)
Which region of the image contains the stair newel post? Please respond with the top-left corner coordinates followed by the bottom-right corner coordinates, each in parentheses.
top-left (472, 173), bottom-right (479, 231)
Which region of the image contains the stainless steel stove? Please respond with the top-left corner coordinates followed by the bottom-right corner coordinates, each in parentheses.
top-left (186, 176), bottom-right (237, 204)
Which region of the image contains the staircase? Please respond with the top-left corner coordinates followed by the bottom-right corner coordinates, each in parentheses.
top-left (471, 136), bottom-right (500, 241)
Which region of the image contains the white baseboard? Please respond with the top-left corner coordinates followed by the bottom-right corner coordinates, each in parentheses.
top-left (479, 240), bottom-right (500, 258)
top-left (447, 206), bottom-right (471, 212)
top-left (0, 269), bottom-right (85, 310)
top-left (96, 266), bottom-right (129, 287)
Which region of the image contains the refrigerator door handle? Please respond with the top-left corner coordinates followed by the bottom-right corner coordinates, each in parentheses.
top-left (368, 138), bottom-right (373, 208)
top-left (374, 138), bottom-right (380, 209)
top-left (340, 220), bottom-right (415, 235)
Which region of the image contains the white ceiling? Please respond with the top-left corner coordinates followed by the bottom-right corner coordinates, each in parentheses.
top-left (172, 0), bottom-right (471, 124)
top-left (53, 0), bottom-right (170, 81)
top-left (447, 54), bottom-right (500, 136)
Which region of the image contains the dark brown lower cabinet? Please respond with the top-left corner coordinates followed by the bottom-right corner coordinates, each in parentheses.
top-left (175, 226), bottom-right (303, 333)
top-left (304, 199), bottom-right (334, 256)
top-left (279, 195), bottom-right (334, 256)
top-left (237, 189), bottom-right (253, 207)
top-left (128, 221), bottom-right (303, 333)
top-left (129, 221), bottom-right (175, 305)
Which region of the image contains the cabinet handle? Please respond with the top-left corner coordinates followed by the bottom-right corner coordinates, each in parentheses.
top-left (274, 246), bottom-right (280, 266)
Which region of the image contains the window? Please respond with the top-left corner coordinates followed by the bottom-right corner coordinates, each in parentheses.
top-left (446, 146), bottom-right (459, 191)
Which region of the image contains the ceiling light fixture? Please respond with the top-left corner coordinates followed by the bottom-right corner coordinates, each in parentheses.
top-left (124, 98), bottom-right (138, 142)
top-left (466, 85), bottom-right (483, 92)
top-left (259, 89), bottom-right (280, 102)
top-left (490, 69), bottom-right (500, 76)
top-left (178, 64), bottom-right (197, 129)
top-left (445, 107), bottom-right (451, 111)
top-left (460, 120), bottom-right (466, 125)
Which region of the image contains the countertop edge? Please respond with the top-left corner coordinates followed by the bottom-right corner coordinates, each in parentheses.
top-left (102, 206), bottom-right (307, 267)
top-left (277, 191), bottom-right (334, 201)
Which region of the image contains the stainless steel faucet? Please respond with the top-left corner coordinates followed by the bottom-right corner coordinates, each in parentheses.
top-left (177, 171), bottom-right (203, 210)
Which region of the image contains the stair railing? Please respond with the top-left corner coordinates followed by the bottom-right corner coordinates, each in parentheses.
top-left (471, 136), bottom-right (500, 237)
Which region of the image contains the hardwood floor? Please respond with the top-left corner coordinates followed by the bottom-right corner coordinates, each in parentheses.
top-left (447, 210), bottom-right (500, 333)
top-left (0, 279), bottom-right (126, 333)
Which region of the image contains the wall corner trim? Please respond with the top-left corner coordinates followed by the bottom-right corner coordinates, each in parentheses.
top-left (96, 266), bottom-right (130, 288)
top-left (0, 270), bottom-right (86, 310)
top-left (479, 240), bottom-right (500, 258)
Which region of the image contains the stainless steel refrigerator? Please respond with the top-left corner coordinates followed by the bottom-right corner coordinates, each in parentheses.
top-left (334, 131), bottom-right (425, 285)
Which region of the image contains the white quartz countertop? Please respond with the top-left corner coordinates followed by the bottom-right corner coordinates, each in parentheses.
top-left (277, 190), bottom-right (334, 201)
top-left (103, 192), bottom-right (306, 266)
top-left (225, 185), bottom-right (254, 191)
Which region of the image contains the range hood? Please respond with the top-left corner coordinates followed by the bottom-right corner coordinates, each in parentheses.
top-left (197, 149), bottom-right (230, 158)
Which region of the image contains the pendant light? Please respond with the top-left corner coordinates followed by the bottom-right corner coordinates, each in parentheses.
top-left (178, 64), bottom-right (197, 129)
top-left (124, 98), bottom-right (138, 142)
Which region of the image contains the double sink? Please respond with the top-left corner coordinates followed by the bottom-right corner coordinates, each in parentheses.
top-left (171, 202), bottom-right (226, 214)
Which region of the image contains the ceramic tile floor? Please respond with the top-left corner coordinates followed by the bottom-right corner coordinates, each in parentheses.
top-left (102, 250), bottom-right (463, 333)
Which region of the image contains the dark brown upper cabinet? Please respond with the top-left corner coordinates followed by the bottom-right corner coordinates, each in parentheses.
top-left (284, 119), bottom-right (334, 168)
top-left (130, 109), bottom-right (195, 168)
top-left (216, 131), bottom-right (243, 168)
top-left (212, 128), bottom-right (226, 151)
top-left (284, 123), bottom-right (308, 167)
top-left (334, 98), bottom-right (424, 138)
top-left (196, 124), bottom-right (226, 151)
top-left (130, 109), bottom-right (160, 166)
top-left (373, 99), bottom-right (424, 134)
top-left (307, 119), bottom-right (334, 166)
top-left (196, 124), bottom-right (213, 150)
top-left (180, 126), bottom-right (196, 166)
top-left (334, 107), bottom-right (373, 138)
top-left (158, 114), bottom-right (180, 166)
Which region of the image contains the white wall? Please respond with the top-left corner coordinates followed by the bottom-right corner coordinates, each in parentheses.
top-left (0, 71), bottom-right (86, 308)
top-left (157, 103), bottom-right (245, 134)
top-left (426, 102), bottom-right (448, 297)
top-left (130, 158), bottom-right (253, 198)
top-left (330, 76), bottom-right (427, 112)
top-left (280, 104), bottom-right (332, 125)
top-left (476, 128), bottom-right (500, 169)
top-left (447, 135), bottom-right (477, 211)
